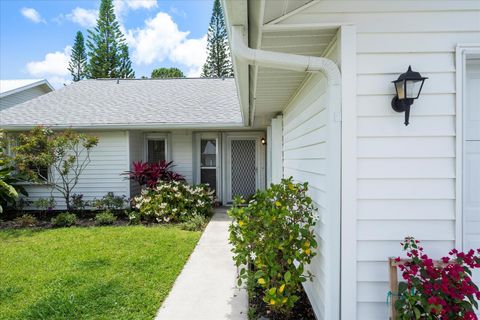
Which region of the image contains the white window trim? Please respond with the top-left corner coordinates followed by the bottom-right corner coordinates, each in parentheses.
top-left (455, 44), bottom-right (480, 251)
top-left (221, 131), bottom-right (266, 204)
top-left (144, 132), bottom-right (172, 162)
top-left (194, 132), bottom-right (221, 201)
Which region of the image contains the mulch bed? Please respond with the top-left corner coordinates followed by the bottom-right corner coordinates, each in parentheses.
top-left (0, 217), bottom-right (129, 229)
top-left (0, 210), bottom-right (131, 229)
top-left (249, 284), bottom-right (316, 320)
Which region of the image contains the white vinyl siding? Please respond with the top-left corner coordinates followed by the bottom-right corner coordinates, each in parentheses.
top-left (0, 86), bottom-right (51, 110)
top-left (171, 131), bottom-right (194, 184)
top-left (276, 1), bottom-right (480, 319)
top-left (282, 72), bottom-right (340, 319)
top-left (24, 131), bottom-right (129, 210)
top-left (128, 131), bottom-right (144, 197)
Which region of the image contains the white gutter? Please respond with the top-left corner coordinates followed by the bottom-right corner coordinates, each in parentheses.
top-left (0, 122), bottom-right (246, 131)
top-left (230, 25), bottom-right (341, 85)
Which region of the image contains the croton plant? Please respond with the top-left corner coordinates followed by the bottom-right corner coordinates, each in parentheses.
top-left (123, 160), bottom-right (185, 188)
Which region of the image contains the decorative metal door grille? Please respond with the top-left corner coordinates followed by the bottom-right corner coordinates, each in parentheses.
top-left (231, 139), bottom-right (256, 198)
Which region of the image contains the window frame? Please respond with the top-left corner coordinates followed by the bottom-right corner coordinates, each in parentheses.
top-left (144, 133), bottom-right (171, 163)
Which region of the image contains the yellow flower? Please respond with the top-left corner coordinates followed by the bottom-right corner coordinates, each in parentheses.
top-left (305, 248), bottom-right (311, 255)
top-left (269, 299), bottom-right (276, 305)
top-left (282, 298), bottom-right (288, 304)
top-left (279, 284), bottom-right (285, 293)
top-left (238, 220), bottom-right (245, 227)
top-left (257, 278), bottom-right (266, 285)
top-left (303, 240), bottom-right (310, 248)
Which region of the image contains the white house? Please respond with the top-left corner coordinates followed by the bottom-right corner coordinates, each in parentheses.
top-left (1, 1), bottom-right (479, 318)
top-left (0, 78), bottom-right (266, 207)
top-left (0, 79), bottom-right (54, 110)
top-left (221, 0), bottom-right (480, 319)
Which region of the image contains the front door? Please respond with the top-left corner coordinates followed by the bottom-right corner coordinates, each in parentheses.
top-left (464, 59), bottom-right (480, 287)
top-left (225, 134), bottom-right (265, 203)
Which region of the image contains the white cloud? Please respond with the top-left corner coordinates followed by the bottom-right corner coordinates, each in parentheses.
top-left (67, 7), bottom-right (98, 28)
top-left (127, 12), bottom-right (207, 77)
top-left (26, 46), bottom-right (72, 88)
top-left (171, 36), bottom-right (208, 76)
top-left (114, 0), bottom-right (157, 20)
top-left (126, 0), bottom-right (157, 10)
top-left (21, 7), bottom-right (46, 24)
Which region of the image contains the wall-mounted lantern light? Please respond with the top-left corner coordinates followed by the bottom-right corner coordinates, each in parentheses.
top-left (391, 66), bottom-right (428, 126)
top-left (261, 137), bottom-right (266, 145)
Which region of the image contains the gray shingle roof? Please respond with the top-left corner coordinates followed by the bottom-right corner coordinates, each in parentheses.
top-left (0, 78), bottom-right (242, 128)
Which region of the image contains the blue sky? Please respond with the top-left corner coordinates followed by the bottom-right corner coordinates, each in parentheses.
top-left (0, 0), bottom-right (213, 87)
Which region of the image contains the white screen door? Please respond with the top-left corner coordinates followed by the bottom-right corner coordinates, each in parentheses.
top-left (225, 136), bottom-right (260, 203)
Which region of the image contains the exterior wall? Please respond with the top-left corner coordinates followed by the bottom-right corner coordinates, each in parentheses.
top-left (171, 130), bottom-right (194, 184)
top-left (24, 131), bottom-right (129, 210)
top-left (278, 1), bottom-right (480, 319)
top-left (282, 72), bottom-right (340, 319)
top-left (128, 130), bottom-right (144, 197)
top-left (0, 86), bottom-right (51, 110)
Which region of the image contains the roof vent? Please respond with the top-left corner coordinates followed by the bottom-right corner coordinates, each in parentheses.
top-left (116, 78), bottom-right (120, 84)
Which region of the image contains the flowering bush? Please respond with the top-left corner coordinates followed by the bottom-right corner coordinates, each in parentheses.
top-left (124, 160), bottom-right (185, 188)
top-left (133, 181), bottom-right (214, 223)
top-left (228, 178), bottom-right (317, 314)
top-left (395, 237), bottom-right (480, 320)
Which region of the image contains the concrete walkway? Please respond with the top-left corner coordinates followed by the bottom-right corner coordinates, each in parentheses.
top-left (155, 208), bottom-right (248, 320)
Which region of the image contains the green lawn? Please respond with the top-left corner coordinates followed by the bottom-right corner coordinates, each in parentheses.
top-left (0, 226), bottom-right (201, 320)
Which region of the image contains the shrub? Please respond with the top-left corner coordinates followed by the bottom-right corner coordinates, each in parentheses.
top-left (71, 193), bottom-right (87, 211)
top-left (51, 212), bottom-right (77, 227)
top-left (95, 211), bottom-right (116, 226)
top-left (34, 197), bottom-right (56, 212)
top-left (14, 214), bottom-right (37, 227)
top-left (395, 237), bottom-right (480, 319)
top-left (0, 141), bottom-right (28, 214)
top-left (134, 181), bottom-right (214, 223)
top-left (179, 215), bottom-right (208, 231)
top-left (123, 160), bottom-right (185, 188)
top-left (228, 177), bottom-right (318, 314)
top-left (90, 192), bottom-right (127, 212)
top-left (127, 211), bottom-right (141, 225)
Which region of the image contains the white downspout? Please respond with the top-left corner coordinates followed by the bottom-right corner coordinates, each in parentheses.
top-left (230, 24), bottom-right (342, 320)
top-left (230, 25), bottom-right (341, 85)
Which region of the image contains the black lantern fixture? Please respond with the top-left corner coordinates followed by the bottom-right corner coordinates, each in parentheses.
top-left (391, 66), bottom-right (428, 126)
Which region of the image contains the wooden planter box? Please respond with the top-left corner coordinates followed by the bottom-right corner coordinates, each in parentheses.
top-left (388, 257), bottom-right (450, 320)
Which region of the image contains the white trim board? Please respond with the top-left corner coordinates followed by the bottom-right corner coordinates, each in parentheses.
top-left (456, 44), bottom-right (480, 251)
top-left (339, 25), bottom-right (358, 320)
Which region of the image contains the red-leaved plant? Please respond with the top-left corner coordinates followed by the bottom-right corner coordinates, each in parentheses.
top-left (123, 160), bottom-right (185, 188)
top-left (395, 237), bottom-right (480, 320)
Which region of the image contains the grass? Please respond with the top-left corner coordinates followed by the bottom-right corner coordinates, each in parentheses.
top-left (0, 226), bottom-right (201, 320)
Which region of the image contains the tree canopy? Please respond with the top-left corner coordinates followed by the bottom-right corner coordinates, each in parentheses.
top-left (68, 31), bottom-right (88, 82)
top-left (86, 0), bottom-right (134, 78)
top-left (151, 67), bottom-right (185, 79)
top-left (201, 0), bottom-right (233, 78)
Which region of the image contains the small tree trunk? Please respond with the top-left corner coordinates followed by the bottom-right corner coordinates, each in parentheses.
top-left (65, 190), bottom-right (71, 212)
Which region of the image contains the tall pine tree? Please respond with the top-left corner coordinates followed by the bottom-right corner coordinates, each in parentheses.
top-left (118, 44), bottom-right (135, 78)
top-left (68, 31), bottom-right (88, 82)
top-left (87, 0), bottom-right (133, 78)
top-left (201, 0), bottom-right (233, 78)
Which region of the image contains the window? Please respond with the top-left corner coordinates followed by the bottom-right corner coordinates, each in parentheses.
top-left (200, 139), bottom-right (217, 193)
top-left (147, 139), bottom-right (166, 163)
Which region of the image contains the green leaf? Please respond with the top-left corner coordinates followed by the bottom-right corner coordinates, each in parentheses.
top-left (413, 307), bottom-right (421, 319)
top-left (284, 271), bottom-right (291, 283)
